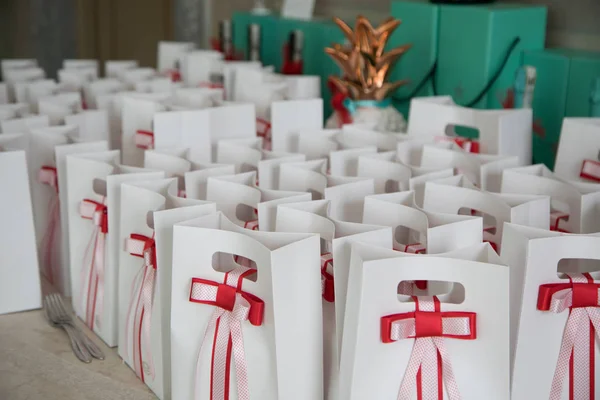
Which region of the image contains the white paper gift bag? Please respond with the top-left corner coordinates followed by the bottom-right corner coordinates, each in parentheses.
top-left (271, 98), bottom-right (323, 152)
top-left (339, 242), bottom-right (509, 400)
top-left (39, 92), bottom-right (83, 125)
top-left (122, 95), bottom-right (170, 166)
top-left (157, 41), bottom-right (194, 75)
top-left (181, 50), bottom-right (224, 86)
top-left (554, 118), bottom-right (600, 183)
top-left (206, 171), bottom-right (310, 230)
top-left (338, 125), bottom-right (403, 151)
top-left (1, 114), bottom-right (49, 135)
top-left (275, 200), bottom-right (392, 400)
top-left (296, 129), bottom-right (340, 161)
top-left (284, 75), bottom-right (321, 100)
top-left (0, 102), bottom-right (31, 121)
top-left (144, 148), bottom-right (203, 197)
top-left (0, 150), bottom-right (42, 315)
top-left (64, 110), bottom-right (110, 143)
top-left (278, 159), bottom-right (375, 222)
top-left (420, 146), bottom-right (519, 192)
top-left (407, 96), bottom-right (532, 164)
top-left (423, 178), bottom-right (550, 252)
top-left (84, 78), bottom-right (124, 109)
top-left (4, 67), bottom-right (45, 102)
top-left (257, 151), bottom-right (306, 190)
top-left (329, 146), bottom-right (377, 176)
top-left (65, 150), bottom-right (163, 345)
top-left (58, 68), bottom-right (96, 93)
top-left (63, 59), bottom-right (99, 75)
top-left (172, 87), bottom-right (223, 109)
top-left (501, 164), bottom-right (600, 234)
top-left (105, 60), bottom-right (138, 78)
top-left (0, 133), bottom-right (27, 151)
top-left (24, 79), bottom-right (59, 112)
top-left (505, 224), bottom-right (600, 399)
top-left (184, 163), bottom-right (237, 200)
top-left (29, 126), bottom-right (80, 293)
top-left (120, 68), bottom-right (158, 89)
top-left (171, 212), bottom-right (322, 400)
top-left (1, 59), bottom-right (37, 82)
top-left (363, 191), bottom-right (482, 255)
top-left (356, 152), bottom-right (412, 193)
top-left (222, 61), bottom-right (262, 101)
top-left (216, 137), bottom-right (263, 173)
top-left (119, 178), bottom-right (216, 399)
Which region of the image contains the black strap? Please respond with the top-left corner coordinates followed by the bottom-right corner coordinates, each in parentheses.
top-left (392, 36), bottom-right (521, 108)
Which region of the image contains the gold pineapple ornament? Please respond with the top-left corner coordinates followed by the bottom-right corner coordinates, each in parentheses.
top-left (324, 16), bottom-right (412, 132)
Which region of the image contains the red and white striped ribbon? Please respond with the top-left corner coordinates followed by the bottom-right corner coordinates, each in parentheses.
top-left (38, 166), bottom-right (60, 284)
top-left (321, 253), bottom-right (334, 302)
top-left (79, 198), bottom-right (108, 330)
top-left (580, 160), bottom-right (600, 183)
top-left (189, 267), bottom-right (264, 400)
top-left (382, 296), bottom-right (475, 400)
top-left (244, 219), bottom-right (259, 231)
top-left (135, 130), bottom-right (154, 150)
top-left (537, 273), bottom-right (600, 400)
top-left (395, 244), bottom-right (427, 294)
top-left (550, 210), bottom-right (570, 233)
top-left (124, 233), bottom-right (157, 382)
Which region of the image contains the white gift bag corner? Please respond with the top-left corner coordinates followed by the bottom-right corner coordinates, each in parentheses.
top-left (271, 98), bottom-right (323, 153)
top-left (554, 117), bottom-right (600, 183)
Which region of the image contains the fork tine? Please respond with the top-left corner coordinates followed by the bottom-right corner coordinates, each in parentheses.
top-left (56, 294), bottom-right (71, 319)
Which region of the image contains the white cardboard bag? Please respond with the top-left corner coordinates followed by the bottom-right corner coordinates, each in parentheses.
top-left (0, 150), bottom-right (41, 315)
top-left (1, 114), bottom-right (49, 135)
top-left (157, 41), bottom-right (195, 73)
top-left (554, 118), bottom-right (600, 183)
top-left (65, 150), bottom-right (163, 345)
top-left (296, 129), bottom-right (340, 161)
top-left (206, 171), bottom-right (310, 231)
top-left (407, 96), bottom-right (532, 165)
top-left (275, 200), bottom-right (392, 400)
top-left (271, 99), bottom-right (323, 153)
top-left (356, 152), bottom-right (412, 193)
top-left (29, 126), bottom-right (79, 293)
top-left (171, 212), bottom-right (322, 400)
top-left (65, 110), bottom-right (111, 143)
top-left (278, 159), bottom-right (375, 222)
top-left (257, 150), bottom-right (306, 190)
top-left (501, 164), bottom-right (600, 233)
top-left (505, 223), bottom-right (600, 399)
top-left (105, 60), bottom-right (138, 79)
top-left (363, 191), bottom-right (482, 254)
top-left (423, 177), bottom-right (550, 252)
top-left (184, 164), bottom-right (236, 200)
top-left (420, 146), bottom-right (520, 192)
top-left (55, 141), bottom-right (110, 295)
top-left (38, 92), bottom-right (83, 125)
top-left (119, 178), bottom-right (215, 399)
top-left (339, 242), bottom-right (509, 400)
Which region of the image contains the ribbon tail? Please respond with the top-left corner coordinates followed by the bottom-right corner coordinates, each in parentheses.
top-left (81, 227), bottom-right (99, 327)
top-left (433, 337), bottom-right (462, 400)
top-left (229, 307), bottom-right (251, 400)
top-left (194, 310), bottom-right (225, 400)
top-left (397, 339), bottom-right (426, 400)
top-left (125, 264), bottom-right (146, 376)
top-left (549, 309), bottom-right (586, 400)
top-left (41, 195), bottom-right (60, 284)
top-left (141, 268), bottom-right (156, 379)
top-left (93, 232), bottom-right (106, 330)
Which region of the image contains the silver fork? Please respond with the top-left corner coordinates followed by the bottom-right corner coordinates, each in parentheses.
top-left (47, 293), bottom-right (105, 360)
top-left (44, 295), bottom-right (92, 363)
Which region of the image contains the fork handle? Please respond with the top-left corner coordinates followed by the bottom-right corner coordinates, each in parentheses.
top-left (63, 325), bottom-right (92, 363)
top-left (69, 324), bottom-right (105, 360)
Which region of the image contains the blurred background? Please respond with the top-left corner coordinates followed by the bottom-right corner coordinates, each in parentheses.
top-left (1, 0), bottom-right (599, 78)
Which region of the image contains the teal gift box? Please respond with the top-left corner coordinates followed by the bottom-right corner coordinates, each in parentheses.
top-left (523, 49), bottom-right (600, 169)
top-left (232, 12), bottom-right (280, 67)
top-left (389, 0), bottom-right (440, 118)
top-left (436, 3), bottom-right (546, 110)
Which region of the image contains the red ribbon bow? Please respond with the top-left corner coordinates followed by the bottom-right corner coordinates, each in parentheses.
top-left (382, 296), bottom-right (476, 400)
top-left (189, 267), bottom-right (264, 400)
top-left (210, 38), bottom-right (243, 61)
top-left (580, 159), bottom-right (600, 183)
top-left (38, 166), bottom-right (60, 284)
top-left (124, 233), bottom-right (157, 382)
top-left (537, 273), bottom-right (600, 400)
top-left (166, 69), bottom-right (181, 83)
top-left (321, 253), bottom-right (334, 303)
top-left (434, 136), bottom-right (480, 154)
top-left (135, 130), bottom-right (154, 150)
top-left (79, 199), bottom-right (108, 330)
